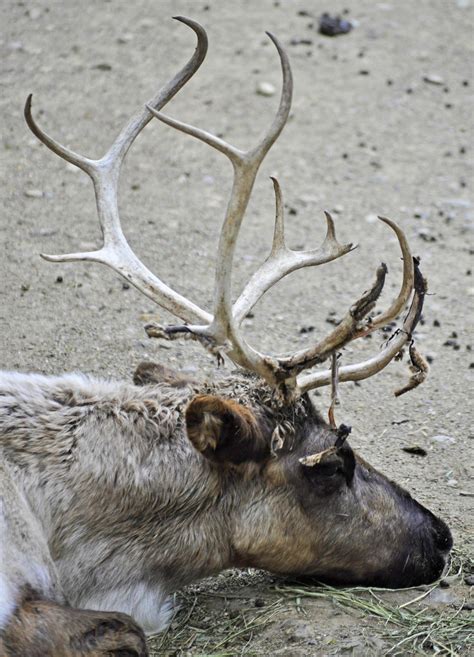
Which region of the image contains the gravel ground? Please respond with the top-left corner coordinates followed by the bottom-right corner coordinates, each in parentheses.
top-left (1, 0), bottom-right (472, 654)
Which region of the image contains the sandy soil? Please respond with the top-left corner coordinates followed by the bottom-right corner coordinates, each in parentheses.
top-left (1, 0), bottom-right (472, 655)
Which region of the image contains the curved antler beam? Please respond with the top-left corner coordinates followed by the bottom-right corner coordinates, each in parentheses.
top-left (297, 259), bottom-right (426, 394)
top-left (274, 217), bottom-right (411, 379)
top-left (147, 31), bottom-right (294, 383)
top-left (25, 17), bottom-right (210, 325)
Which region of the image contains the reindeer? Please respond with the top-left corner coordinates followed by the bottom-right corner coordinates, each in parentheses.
top-left (0, 17), bottom-right (452, 657)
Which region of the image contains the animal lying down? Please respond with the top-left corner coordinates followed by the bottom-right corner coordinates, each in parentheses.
top-left (0, 15), bottom-right (451, 657)
top-left (0, 364), bottom-right (451, 655)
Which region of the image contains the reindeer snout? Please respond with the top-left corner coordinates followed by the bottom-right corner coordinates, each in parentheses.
top-left (432, 515), bottom-right (453, 554)
top-left (420, 512), bottom-right (453, 583)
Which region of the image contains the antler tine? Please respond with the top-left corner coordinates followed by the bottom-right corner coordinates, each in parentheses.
top-left (25, 17), bottom-right (211, 325)
top-left (148, 32), bottom-right (292, 167)
top-left (274, 217), bottom-right (412, 379)
top-left (297, 258), bottom-right (426, 394)
top-left (233, 178), bottom-right (355, 324)
top-left (352, 216), bottom-right (414, 338)
top-left (108, 16), bottom-right (208, 165)
top-left (270, 176), bottom-right (286, 251)
top-left (24, 16), bottom-right (208, 176)
top-left (24, 94), bottom-right (95, 174)
top-left (147, 32), bottom-right (294, 384)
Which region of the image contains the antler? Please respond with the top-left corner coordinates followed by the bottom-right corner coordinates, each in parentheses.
top-left (146, 31), bottom-right (423, 397)
top-left (146, 32), bottom-right (295, 383)
top-left (24, 16), bottom-right (211, 325)
top-left (297, 259), bottom-right (426, 394)
top-left (233, 178), bottom-right (355, 324)
top-left (27, 17), bottom-right (426, 400)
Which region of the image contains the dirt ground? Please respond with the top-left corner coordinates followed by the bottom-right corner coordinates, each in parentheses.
top-left (1, 0), bottom-right (473, 655)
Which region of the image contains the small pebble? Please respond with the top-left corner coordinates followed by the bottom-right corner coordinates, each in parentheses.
top-left (430, 434), bottom-right (456, 446)
top-left (417, 228), bottom-right (436, 242)
top-left (402, 445), bottom-right (427, 457)
top-left (93, 63), bottom-right (112, 71)
top-left (117, 33), bottom-right (133, 44)
top-left (24, 189), bottom-right (44, 198)
top-left (443, 338), bottom-right (460, 350)
top-left (256, 81), bottom-right (276, 97)
top-left (423, 74), bottom-right (444, 85)
top-left (318, 13), bottom-right (352, 36)
top-left (289, 37), bottom-right (313, 46)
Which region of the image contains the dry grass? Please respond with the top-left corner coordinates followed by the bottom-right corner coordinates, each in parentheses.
top-left (149, 590), bottom-right (286, 656)
top-left (148, 547), bottom-right (473, 657)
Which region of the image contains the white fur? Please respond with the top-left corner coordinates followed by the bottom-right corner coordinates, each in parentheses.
top-left (0, 463), bottom-right (62, 630)
top-left (78, 583), bottom-right (174, 634)
top-left (0, 570), bottom-right (16, 630)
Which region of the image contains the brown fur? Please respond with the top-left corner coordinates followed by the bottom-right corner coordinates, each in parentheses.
top-left (0, 589), bottom-right (147, 657)
top-left (185, 394), bottom-right (268, 463)
top-left (133, 362), bottom-right (197, 389)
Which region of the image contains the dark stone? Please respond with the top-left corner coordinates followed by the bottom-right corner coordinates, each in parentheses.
top-left (318, 13), bottom-right (352, 37)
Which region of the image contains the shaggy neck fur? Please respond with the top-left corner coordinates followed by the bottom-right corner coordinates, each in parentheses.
top-left (0, 371), bottom-right (293, 631)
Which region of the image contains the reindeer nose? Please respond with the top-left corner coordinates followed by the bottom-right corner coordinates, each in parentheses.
top-left (422, 513), bottom-right (453, 582)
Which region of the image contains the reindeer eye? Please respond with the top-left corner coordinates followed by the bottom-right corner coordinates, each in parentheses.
top-left (302, 459), bottom-right (342, 479)
top-left (314, 461), bottom-right (341, 477)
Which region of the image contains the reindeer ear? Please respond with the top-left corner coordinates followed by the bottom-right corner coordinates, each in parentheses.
top-left (133, 361), bottom-right (197, 388)
top-left (185, 395), bottom-right (268, 464)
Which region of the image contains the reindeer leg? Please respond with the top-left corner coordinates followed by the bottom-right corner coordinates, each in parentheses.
top-left (0, 589), bottom-right (148, 657)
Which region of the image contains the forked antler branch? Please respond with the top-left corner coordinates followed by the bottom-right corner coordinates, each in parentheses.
top-left (297, 259), bottom-right (426, 394)
top-left (146, 31), bottom-right (295, 383)
top-left (25, 16), bottom-right (211, 325)
top-left (26, 17), bottom-right (427, 400)
top-left (233, 178), bottom-right (355, 324)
